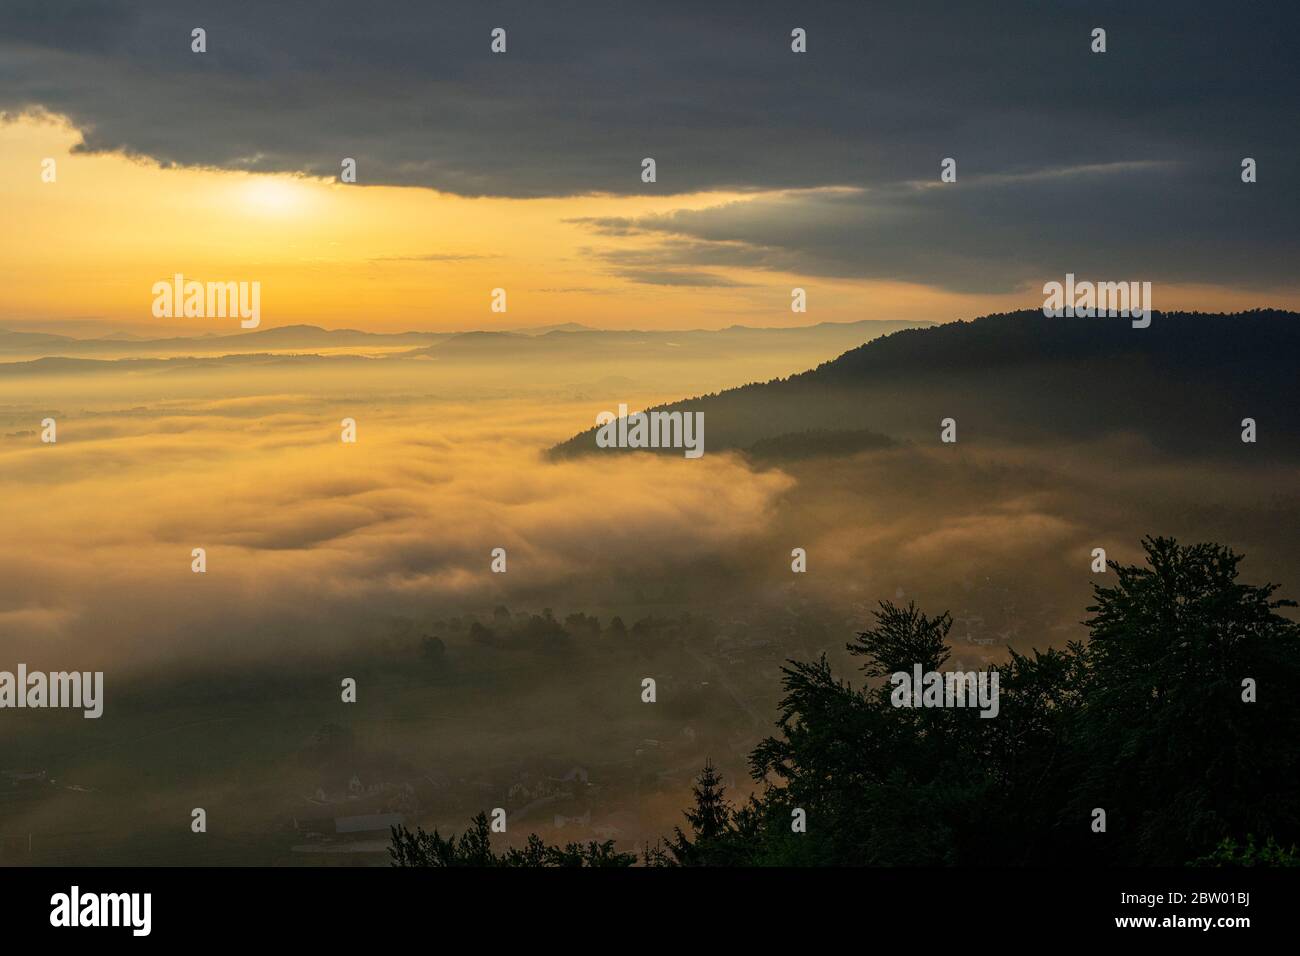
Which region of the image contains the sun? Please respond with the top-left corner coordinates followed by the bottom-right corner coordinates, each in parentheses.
top-left (239, 175), bottom-right (313, 217)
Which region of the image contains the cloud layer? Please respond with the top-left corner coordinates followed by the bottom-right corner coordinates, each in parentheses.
top-left (3, 1), bottom-right (1296, 292)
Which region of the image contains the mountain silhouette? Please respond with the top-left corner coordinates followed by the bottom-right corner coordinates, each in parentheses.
top-left (550, 309), bottom-right (1300, 460)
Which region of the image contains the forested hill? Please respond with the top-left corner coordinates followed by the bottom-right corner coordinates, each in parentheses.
top-left (550, 310), bottom-right (1300, 459)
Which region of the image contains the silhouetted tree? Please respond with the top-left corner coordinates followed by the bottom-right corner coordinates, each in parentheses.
top-left (390, 812), bottom-right (635, 868)
top-left (700, 537), bottom-right (1300, 866)
top-left (565, 612), bottom-right (601, 640)
top-left (1071, 537), bottom-right (1300, 863)
top-left (1192, 835), bottom-right (1300, 867)
top-left (665, 761), bottom-right (733, 865)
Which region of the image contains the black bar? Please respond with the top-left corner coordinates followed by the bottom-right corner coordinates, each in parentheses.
top-left (2, 865), bottom-right (1289, 942)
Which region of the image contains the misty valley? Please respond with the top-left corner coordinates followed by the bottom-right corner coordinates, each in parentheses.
top-left (0, 312), bottom-right (1296, 865)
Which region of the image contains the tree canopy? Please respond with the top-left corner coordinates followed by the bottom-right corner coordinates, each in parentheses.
top-left (393, 537), bottom-right (1300, 867)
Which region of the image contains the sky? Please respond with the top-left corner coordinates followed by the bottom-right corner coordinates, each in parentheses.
top-left (1, 0), bottom-right (1298, 333)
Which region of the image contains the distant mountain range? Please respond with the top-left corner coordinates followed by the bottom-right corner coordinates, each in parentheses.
top-left (0, 324), bottom-right (445, 357)
top-left (550, 310), bottom-right (1300, 460)
top-left (0, 319), bottom-right (931, 365)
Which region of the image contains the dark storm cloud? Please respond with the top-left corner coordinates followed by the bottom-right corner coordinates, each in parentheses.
top-left (1, 0), bottom-right (1296, 289)
top-left (576, 161), bottom-right (1300, 292)
top-left (3, 0), bottom-right (1296, 196)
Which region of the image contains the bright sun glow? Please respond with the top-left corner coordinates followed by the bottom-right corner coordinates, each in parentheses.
top-left (239, 175), bottom-right (312, 217)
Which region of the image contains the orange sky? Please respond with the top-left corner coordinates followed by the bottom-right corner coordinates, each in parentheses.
top-left (2, 114), bottom-right (1293, 336)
